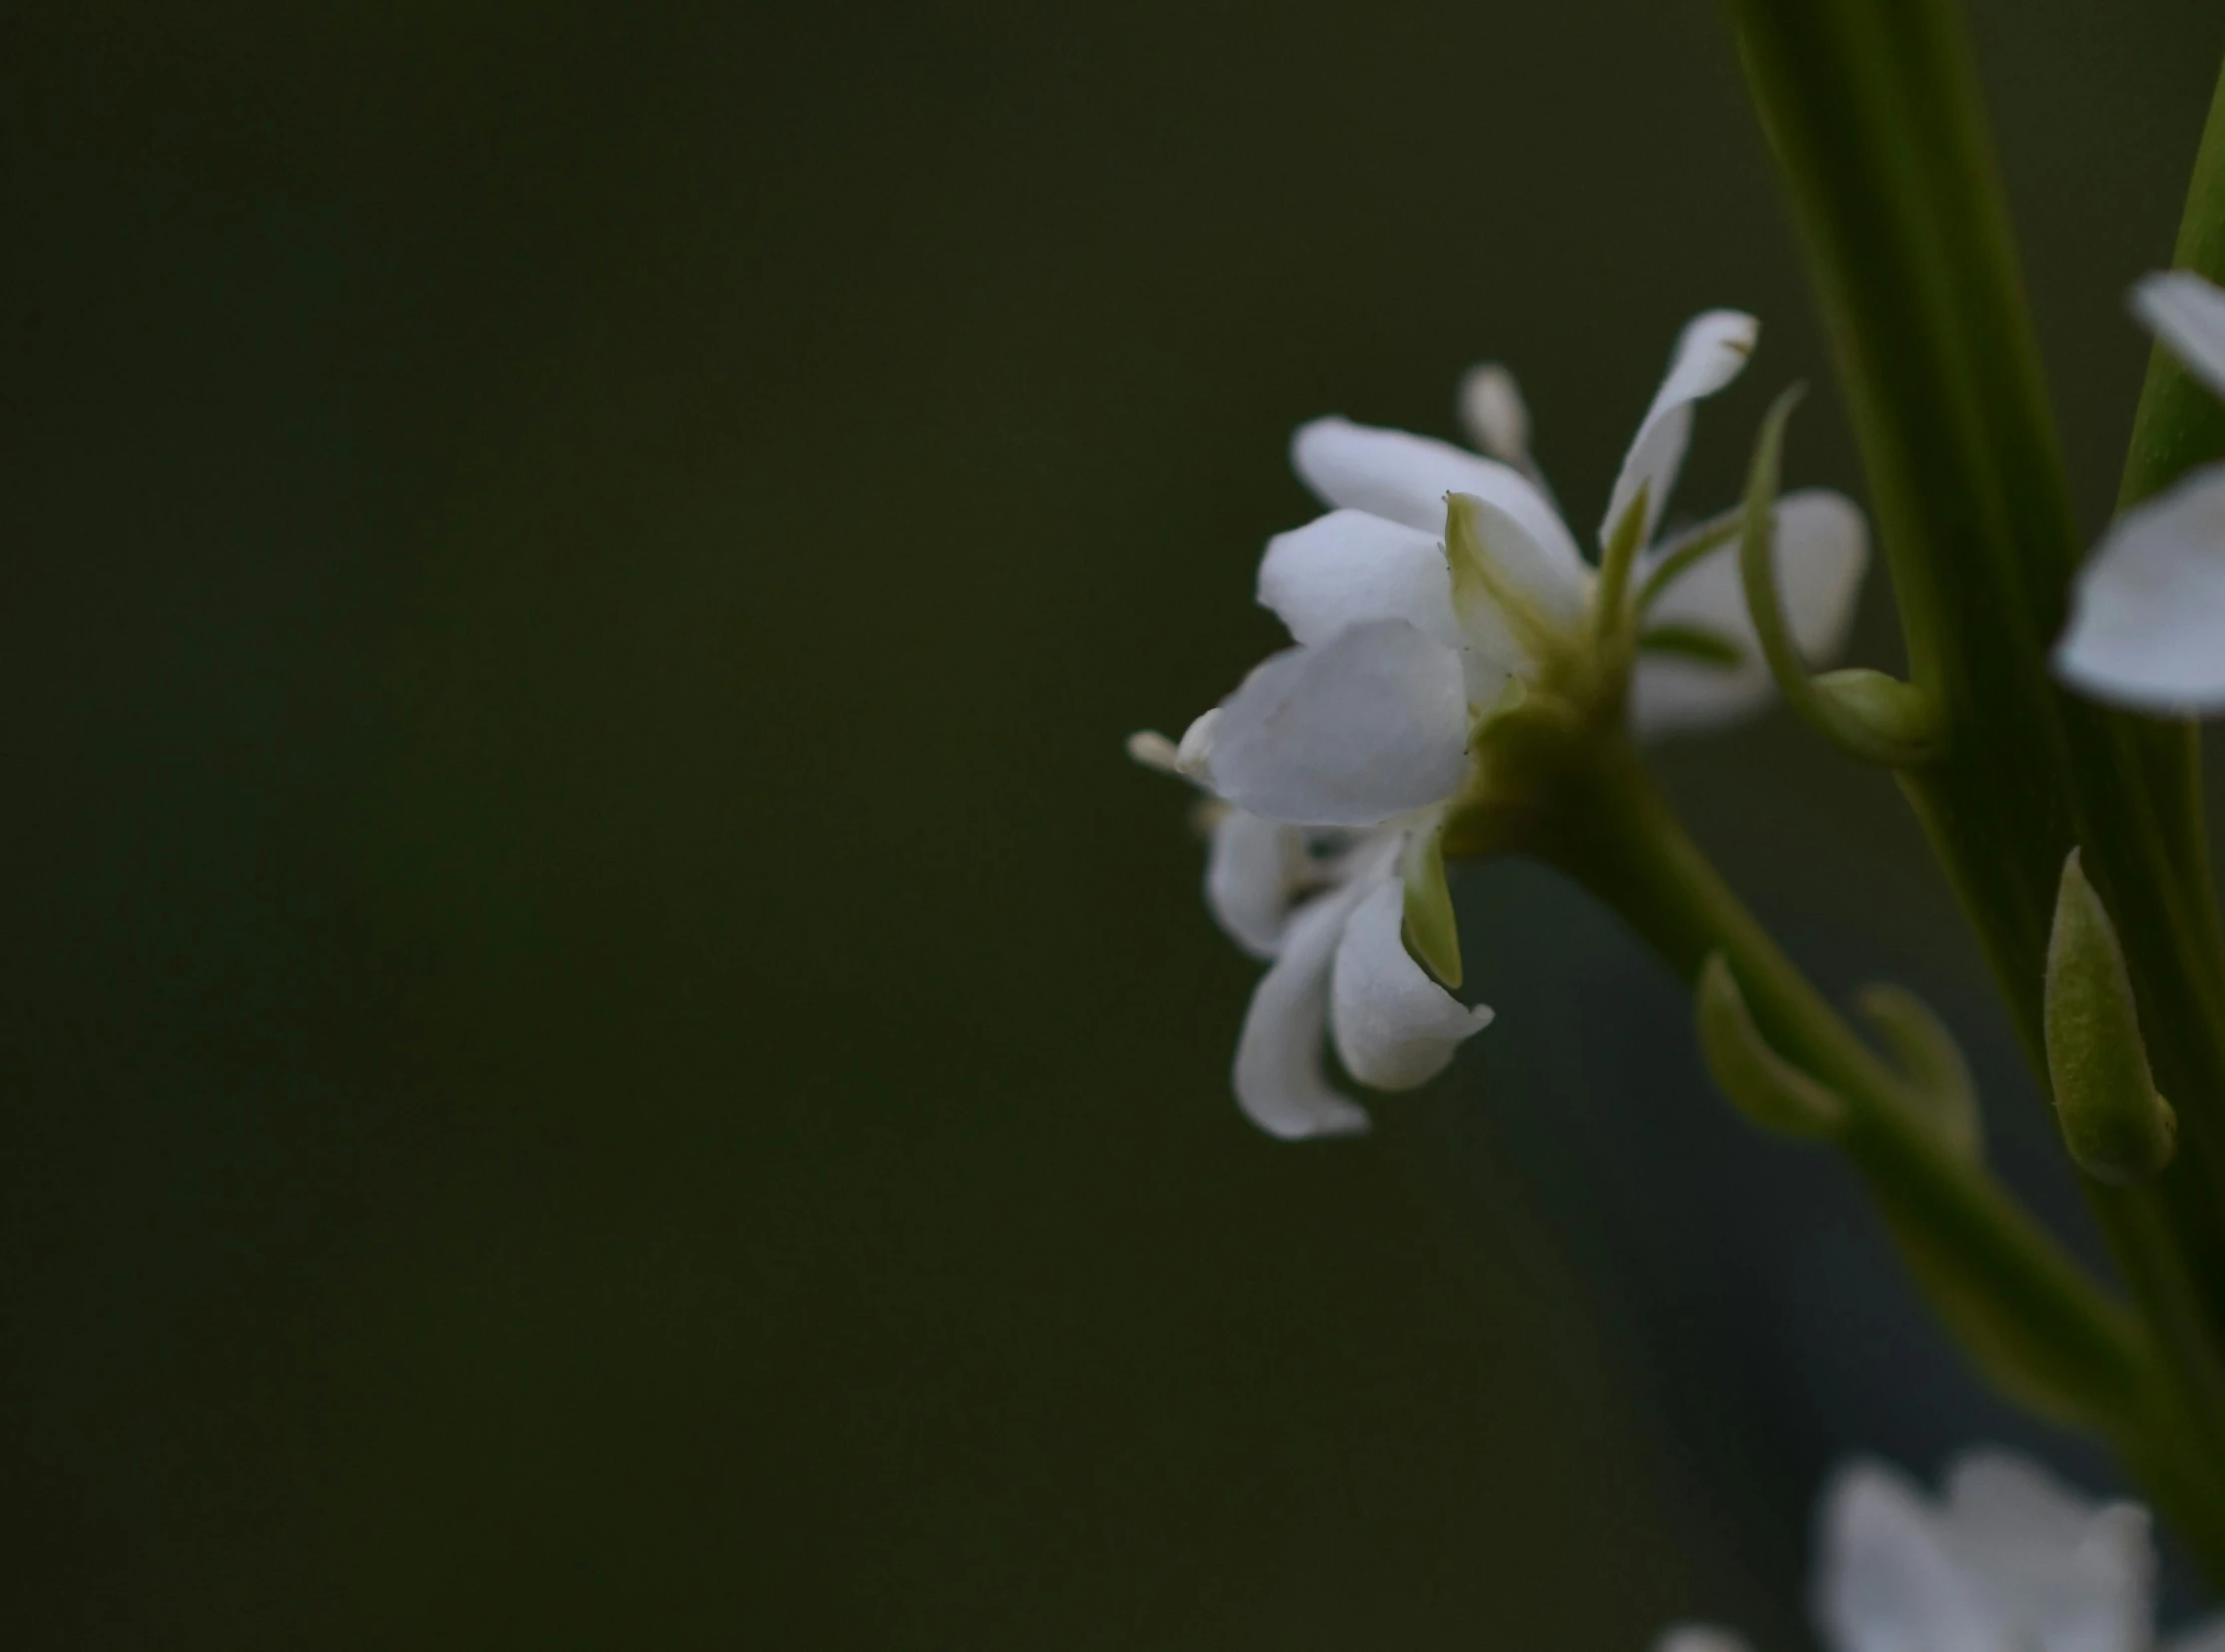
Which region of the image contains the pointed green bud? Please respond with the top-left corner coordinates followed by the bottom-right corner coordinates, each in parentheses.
top-left (1854, 983), bottom-right (1981, 1159)
top-left (1400, 825), bottom-right (1462, 990)
top-left (2043, 850), bottom-right (2177, 1186)
top-left (1810, 669), bottom-right (1946, 763)
top-left (1737, 387), bottom-right (1942, 767)
top-left (1696, 953), bottom-right (1847, 1138)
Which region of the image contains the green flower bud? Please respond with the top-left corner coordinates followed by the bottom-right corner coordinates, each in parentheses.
top-left (2043, 850), bottom-right (2178, 1186)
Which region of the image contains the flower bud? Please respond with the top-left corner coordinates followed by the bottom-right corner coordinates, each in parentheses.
top-left (2043, 850), bottom-right (2178, 1186)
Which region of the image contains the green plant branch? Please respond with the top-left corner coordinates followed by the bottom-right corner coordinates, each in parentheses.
top-left (1527, 740), bottom-right (2225, 1575)
top-left (1724, 0), bottom-right (2225, 1533)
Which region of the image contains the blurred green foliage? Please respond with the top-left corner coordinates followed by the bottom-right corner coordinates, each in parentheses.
top-left (4, 1), bottom-right (2222, 1644)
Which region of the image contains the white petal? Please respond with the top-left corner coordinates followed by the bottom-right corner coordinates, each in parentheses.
top-left (1174, 707), bottom-right (1219, 780)
top-left (1328, 873), bottom-right (1493, 1090)
top-left (1258, 509), bottom-right (1461, 649)
top-left (2132, 271), bottom-right (2225, 401)
top-left (1205, 808), bottom-right (1301, 961)
top-left (1652, 1628), bottom-right (1754, 1652)
top-left (1605, 310), bottom-right (1759, 549)
top-left (1457, 363), bottom-right (1532, 468)
top-left (1207, 619), bottom-right (1471, 828)
top-left (2055, 463), bottom-right (2225, 710)
top-left (1231, 874), bottom-right (1374, 1140)
top-left (1938, 1451), bottom-right (2153, 1652)
top-left (1289, 415), bottom-right (1587, 592)
top-left (1817, 1460), bottom-right (2003, 1652)
top-left (1631, 489), bottom-right (1866, 737)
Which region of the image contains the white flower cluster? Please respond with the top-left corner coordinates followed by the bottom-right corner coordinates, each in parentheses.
top-left (1666, 1447), bottom-right (2225, 1652)
top-left (1135, 313), bottom-right (1868, 1138)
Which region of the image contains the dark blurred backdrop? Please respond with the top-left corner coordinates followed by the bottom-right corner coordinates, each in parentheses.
top-left (6, 2), bottom-right (2225, 1646)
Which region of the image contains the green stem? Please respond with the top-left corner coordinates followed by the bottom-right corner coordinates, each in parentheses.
top-left (1726, 0), bottom-right (2225, 1538)
top-left (1534, 742), bottom-right (2225, 1573)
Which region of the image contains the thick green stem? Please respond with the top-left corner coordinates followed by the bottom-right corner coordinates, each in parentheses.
top-left (1535, 743), bottom-right (2225, 1575)
top-left (1726, 0), bottom-right (2225, 1533)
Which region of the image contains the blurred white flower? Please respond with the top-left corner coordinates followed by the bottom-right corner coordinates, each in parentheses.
top-left (1126, 734), bottom-right (1490, 1139)
top-left (1192, 309), bottom-right (1868, 830)
top-left (2057, 271), bottom-right (2225, 709)
top-left (1658, 1446), bottom-right (2225, 1652)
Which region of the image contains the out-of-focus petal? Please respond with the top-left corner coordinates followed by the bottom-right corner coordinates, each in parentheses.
top-left (1231, 874), bottom-right (1374, 1140)
top-left (2133, 271), bottom-right (2225, 402)
top-left (1457, 363), bottom-right (1533, 469)
top-left (1204, 808), bottom-right (1300, 961)
top-left (1257, 509), bottom-right (1460, 648)
top-left (1938, 1450), bottom-right (2153, 1652)
top-left (1604, 310), bottom-right (1759, 549)
top-left (1327, 874), bottom-right (1493, 1090)
top-left (1207, 619), bottom-right (1471, 828)
top-left (1290, 415), bottom-right (1587, 587)
top-left (2055, 463), bottom-right (2225, 710)
top-left (1631, 489), bottom-right (1866, 736)
top-left (1818, 1460), bottom-right (2002, 1652)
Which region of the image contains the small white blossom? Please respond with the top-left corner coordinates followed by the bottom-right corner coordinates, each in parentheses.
top-left (2057, 271), bottom-right (2225, 709)
top-left (1660, 1446), bottom-right (2225, 1652)
top-left (1129, 740), bottom-right (1490, 1138)
top-left (1137, 311), bottom-right (1868, 1137)
top-left (1193, 310), bottom-right (1868, 832)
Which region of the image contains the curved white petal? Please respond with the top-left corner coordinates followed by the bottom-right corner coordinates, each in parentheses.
top-left (1207, 619), bottom-right (1472, 828)
top-left (1289, 415), bottom-right (1587, 593)
top-left (1231, 874), bottom-right (1374, 1140)
top-left (1938, 1451), bottom-right (2153, 1652)
top-left (1818, 1460), bottom-right (2003, 1652)
top-left (1631, 489), bottom-right (1867, 737)
top-left (2132, 271), bottom-right (2225, 402)
top-left (2055, 463), bottom-right (2225, 710)
top-left (1257, 509), bottom-right (1461, 649)
top-left (1328, 874), bottom-right (1493, 1091)
top-left (1204, 808), bottom-right (1301, 961)
top-left (1605, 310), bottom-right (1759, 549)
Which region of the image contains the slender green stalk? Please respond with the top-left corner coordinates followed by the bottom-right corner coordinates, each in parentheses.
top-left (1725, 0), bottom-right (2225, 1522)
top-left (1536, 742), bottom-right (2225, 1576)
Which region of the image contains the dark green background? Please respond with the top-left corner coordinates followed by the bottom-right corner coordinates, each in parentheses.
top-left (6, 2), bottom-right (2222, 1645)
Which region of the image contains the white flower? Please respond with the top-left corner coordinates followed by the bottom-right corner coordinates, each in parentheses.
top-left (1658, 1446), bottom-right (2225, 1652)
top-left (1192, 310), bottom-right (1869, 831)
top-left (1127, 734), bottom-right (1491, 1139)
top-left (2057, 271), bottom-right (2225, 709)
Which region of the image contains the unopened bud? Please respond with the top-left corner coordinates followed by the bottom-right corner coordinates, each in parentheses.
top-left (2044, 850), bottom-right (2177, 1186)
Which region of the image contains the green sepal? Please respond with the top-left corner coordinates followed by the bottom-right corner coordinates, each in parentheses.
top-left (1854, 983), bottom-right (1982, 1160)
top-left (1696, 952), bottom-right (1847, 1138)
top-left (1445, 491), bottom-right (1563, 662)
top-left (2045, 850), bottom-right (2180, 1187)
top-left (1592, 479), bottom-right (1650, 643)
top-left (1400, 825), bottom-right (1462, 990)
top-left (1736, 388), bottom-right (1943, 767)
top-left (1638, 621), bottom-right (1745, 669)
